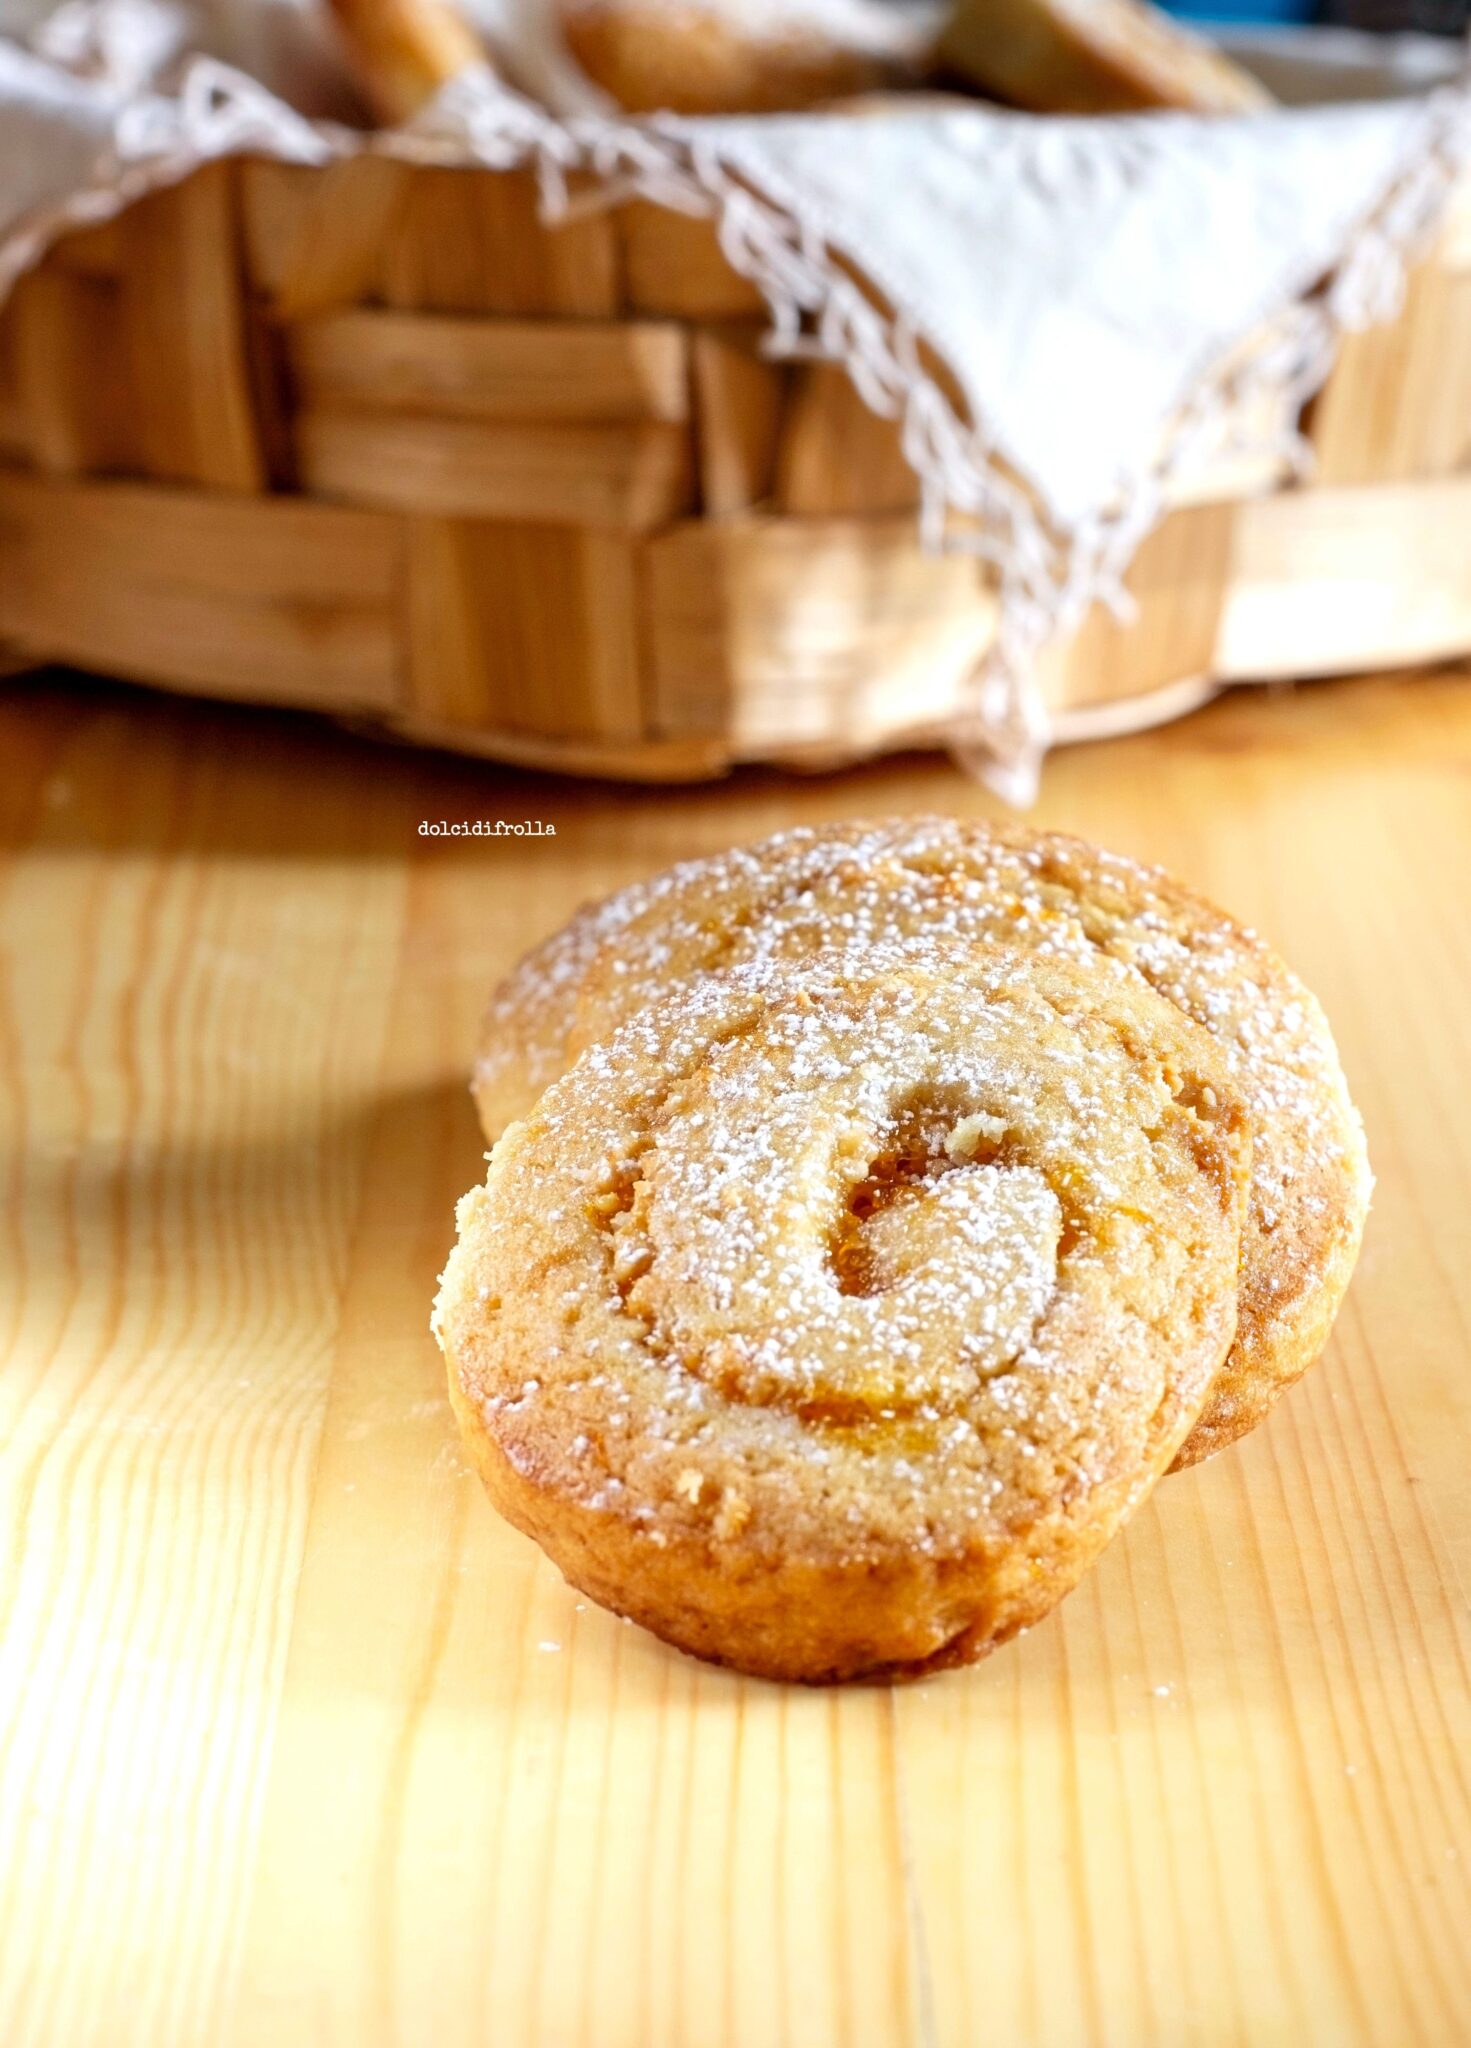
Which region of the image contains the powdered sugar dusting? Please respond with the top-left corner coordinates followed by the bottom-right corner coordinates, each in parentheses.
top-left (448, 945), bottom-right (1249, 1562)
top-left (474, 818), bottom-right (1371, 1431)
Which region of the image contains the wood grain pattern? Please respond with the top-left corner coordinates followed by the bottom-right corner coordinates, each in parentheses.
top-left (618, 201), bottom-right (767, 319)
top-left (286, 312), bottom-right (691, 426)
top-left (241, 157), bottom-right (413, 319)
top-left (1039, 500), bottom-right (1233, 711)
top-left (405, 518), bottom-right (645, 741)
top-left (379, 169), bottom-right (621, 319)
top-left (4, 270), bottom-right (135, 478)
top-left (690, 329), bottom-right (786, 517)
top-left (295, 409), bottom-right (695, 530)
top-left (0, 474), bottom-right (404, 713)
top-left (643, 515), bottom-right (1000, 748)
top-left (1309, 211), bottom-right (1471, 486)
top-left (118, 165), bottom-right (269, 494)
top-left (2, 669), bottom-right (1470, 2047)
top-left (1215, 476), bottom-right (1471, 681)
top-left (775, 362), bottom-right (920, 517)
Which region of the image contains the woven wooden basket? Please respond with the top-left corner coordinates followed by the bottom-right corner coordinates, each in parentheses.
top-left (1, 151), bottom-right (1469, 779)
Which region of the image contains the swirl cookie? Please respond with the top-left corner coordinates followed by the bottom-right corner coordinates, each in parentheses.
top-left (474, 819), bottom-right (1370, 1468)
top-left (439, 950), bottom-right (1249, 1682)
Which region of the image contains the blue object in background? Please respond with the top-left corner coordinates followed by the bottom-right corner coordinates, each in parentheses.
top-left (1166, 0), bottom-right (1469, 24)
top-left (1164, 0), bottom-right (1314, 21)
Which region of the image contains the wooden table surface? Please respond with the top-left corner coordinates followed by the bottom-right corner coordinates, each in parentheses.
top-left (3, 667), bottom-right (1470, 2048)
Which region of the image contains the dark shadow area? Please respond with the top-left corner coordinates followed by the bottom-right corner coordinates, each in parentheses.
top-left (6, 1072), bottom-right (483, 1293)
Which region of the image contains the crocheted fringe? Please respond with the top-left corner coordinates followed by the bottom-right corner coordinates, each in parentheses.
top-left (419, 65), bottom-right (1471, 800)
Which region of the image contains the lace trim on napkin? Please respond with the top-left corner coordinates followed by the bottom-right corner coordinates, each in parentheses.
top-left (409, 69), bottom-right (1471, 799)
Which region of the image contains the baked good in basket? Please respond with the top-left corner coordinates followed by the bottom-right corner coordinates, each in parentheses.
top-left (437, 947), bottom-right (1249, 1682)
top-left (325, 0), bottom-right (486, 120)
top-left (939, 0), bottom-right (1271, 113)
top-left (473, 820), bottom-right (1370, 1469)
top-left (326, 0), bottom-right (1266, 123)
top-left (558, 0), bottom-right (931, 114)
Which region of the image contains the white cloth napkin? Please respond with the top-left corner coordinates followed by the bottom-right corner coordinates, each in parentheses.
top-left (1, 0), bottom-right (1468, 795)
top-left (703, 101), bottom-right (1444, 529)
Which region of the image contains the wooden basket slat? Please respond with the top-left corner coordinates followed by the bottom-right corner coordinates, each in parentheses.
top-left (618, 201), bottom-right (767, 319)
top-left (118, 164), bottom-right (271, 493)
top-left (775, 360), bottom-right (920, 517)
top-left (690, 328), bottom-right (787, 515)
top-left (1433, 170), bottom-right (1471, 269)
top-left (1308, 257), bottom-right (1471, 484)
top-left (380, 167), bottom-right (623, 318)
top-left (242, 156), bottom-right (412, 318)
top-left (44, 216), bottom-right (126, 277)
top-left (0, 324), bottom-right (26, 463)
top-left (4, 467), bottom-right (1470, 772)
top-left (1214, 473), bottom-right (1471, 680)
top-left (405, 518), bottom-right (646, 742)
top-left (643, 515), bottom-right (999, 750)
top-left (0, 472), bottom-right (402, 708)
top-left (285, 309), bottom-right (692, 424)
top-left (294, 408), bottom-right (696, 526)
top-left (0, 152), bottom-right (1467, 779)
top-left (1038, 501), bottom-right (1234, 712)
top-left (6, 269), bottom-right (134, 477)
